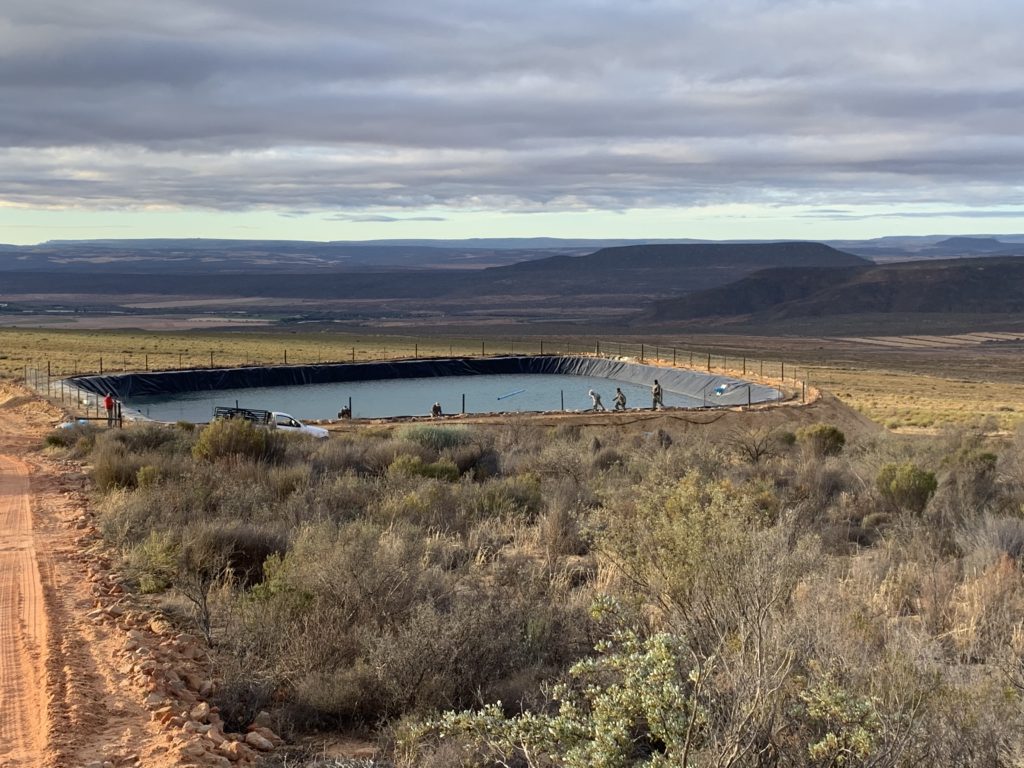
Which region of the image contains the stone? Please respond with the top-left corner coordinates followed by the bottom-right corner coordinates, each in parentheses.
top-left (244, 731), bottom-right (274, 752)
top-left (251, 710), bottom-right (272, 729)
top-left (207, 757), bottom-right (232, 768)
top-left (204, 727), bottom-right (226, 746)
top-left (217, 741), bottom-right (248, 761)
top-left (180, 743), bottom-right (207, 758)
top-left (248, 726), bottom-right (283, 747)
top-left (144, 693), bottom-right (165, 709)
top-left (107, 603), bottom-right (126, 617)
top-left (150, 618), bottom-right (173, 635)
top-left (198, 680), bottom-right (214, 697)
top-left (182, 671), bottom-right (203, 691)
top-left (190, 702), bottom-right (210, 722)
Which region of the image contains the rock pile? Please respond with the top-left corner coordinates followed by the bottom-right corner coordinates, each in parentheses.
top-left (78, 519), bottom-right (283, 766)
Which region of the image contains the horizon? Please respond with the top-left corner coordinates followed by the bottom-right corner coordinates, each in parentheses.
top-left (5, 231), bottom-right (1024, 249)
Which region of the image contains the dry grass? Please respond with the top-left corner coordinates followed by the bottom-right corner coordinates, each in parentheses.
top-left (809, 366), bottom-right (1024, 431)
top-left (0, 328), bottom-right (531, 380)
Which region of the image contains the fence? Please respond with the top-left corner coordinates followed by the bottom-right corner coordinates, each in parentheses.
top-left (23, 335), bottom-right (812, 418)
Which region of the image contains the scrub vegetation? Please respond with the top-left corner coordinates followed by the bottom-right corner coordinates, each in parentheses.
top-left (55, 412), bottom-right (1024, 765)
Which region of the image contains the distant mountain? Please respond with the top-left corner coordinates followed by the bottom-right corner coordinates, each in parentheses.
top-left (474, 241), bottom-right (868, 297)
top-left (0, 239), bottom-right (590, 273)
top-left (640, 256), bottom-right (1024, 323)
top-left (0, 241), bottom-right (869, 303)
top-left (830, 235), bottom-right (1024, 263)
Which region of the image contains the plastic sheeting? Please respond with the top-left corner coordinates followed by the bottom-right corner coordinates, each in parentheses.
top-left (68, 355), bottom-right (781, 407)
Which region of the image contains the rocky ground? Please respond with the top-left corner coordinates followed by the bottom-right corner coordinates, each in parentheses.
top-left (0, 383), bottom-right (291, 768)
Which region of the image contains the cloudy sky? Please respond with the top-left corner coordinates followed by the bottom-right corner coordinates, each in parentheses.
top-left (2, 0), bottom-right (1024, 244)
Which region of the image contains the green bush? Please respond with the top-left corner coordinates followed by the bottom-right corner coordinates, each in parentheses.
top-left (44, 422), bottom-right (99, 454)
top-left (877, 462), bottom-right (938, 514)
top-left (91, 443), bottom-right (146, 491)
top-left (797, 423), bottom-right (846, 456)
top-left (192, 418), bottom-right (282, 463)
top-left (401, 425), bottom-right (471, 452)
top-left (388, 454), bottom-right (461, 483)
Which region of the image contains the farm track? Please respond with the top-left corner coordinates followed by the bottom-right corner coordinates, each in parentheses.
top-left (0, 454), bottom-right (46, 767)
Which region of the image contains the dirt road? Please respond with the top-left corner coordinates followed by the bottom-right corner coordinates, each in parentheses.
top-left (0, 453), bottom-right (47, 767)
top-left (0, 386), bottom-right (201, 768)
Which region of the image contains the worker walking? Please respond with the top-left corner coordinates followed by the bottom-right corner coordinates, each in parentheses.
top-left (613, 387), bottom-right (627, 411)
top-left (652, 379), bottom-right (663, 410)
top-left (588, 389), bottom-right (606, 412)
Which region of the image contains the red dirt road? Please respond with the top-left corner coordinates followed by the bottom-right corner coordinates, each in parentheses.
top-left (0, 386), bottom-right (193, 768)
top-left (0, 453), bottom-right (47, 767)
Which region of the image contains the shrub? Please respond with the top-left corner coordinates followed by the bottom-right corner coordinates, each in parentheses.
top-left (192, 418), bottom-right (282, 463)
top-left (44, 422), bottom-right (99, 454)
top-left (388, 455), bottom-right (461, 483)
top-left (91, 443), bottom-right (146, 491)
top-left (401, 425), bottom-right (470, 452)
top-left (797, 423), bottom-right (846, 457)
top-left (877, 462), bottom-right (938, 514)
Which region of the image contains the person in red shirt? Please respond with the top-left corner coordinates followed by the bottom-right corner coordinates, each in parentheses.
top-left (103, 393), bottom-right (115, 426)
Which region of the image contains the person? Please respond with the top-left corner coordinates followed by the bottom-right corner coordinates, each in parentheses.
top-left (613, 387), bottom-right (627, 411)
top-left (337, 405), bottom-right (352, 419)
top-left (103, 393), bottom-right (115, 427)
top-left (651, 379), bottom-right (663, 410)
top-left (431, 401), bottom-right (443, 418)
top-left (588, 389), bottom-right (606, 411)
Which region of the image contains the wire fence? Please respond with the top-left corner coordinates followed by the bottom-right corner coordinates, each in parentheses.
top-left (23, 336), bottom-right (812, 420)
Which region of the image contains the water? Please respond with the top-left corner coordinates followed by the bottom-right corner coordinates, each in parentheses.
top-left (125, 373), bottom-right (714, 422)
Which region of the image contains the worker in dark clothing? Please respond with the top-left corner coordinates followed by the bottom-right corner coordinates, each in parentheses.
top-left (431, 402), bottom-right (443, 418)
top-left (652, 380), bottom-right (664, 410)
top-left (613, 387), bottom-right (627, 411)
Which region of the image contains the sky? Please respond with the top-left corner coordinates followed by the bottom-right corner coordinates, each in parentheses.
top-left (3, 0), bottom-right (1024, 245)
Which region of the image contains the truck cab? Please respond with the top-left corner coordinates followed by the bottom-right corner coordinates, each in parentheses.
top-left (271, 412), bottom-right (329, 439)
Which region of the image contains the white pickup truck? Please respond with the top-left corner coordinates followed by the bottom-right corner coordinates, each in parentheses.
top-left (212, 406), bottom-right (329, 439)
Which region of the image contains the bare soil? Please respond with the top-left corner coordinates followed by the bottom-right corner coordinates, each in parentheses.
top-left (0, 385), bottom-right (238, 768)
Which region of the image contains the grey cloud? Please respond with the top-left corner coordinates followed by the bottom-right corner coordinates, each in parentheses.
top-left (325, 214), bottom-right (447, 223)
top-left (2, 0), bottom-right (1024, 216)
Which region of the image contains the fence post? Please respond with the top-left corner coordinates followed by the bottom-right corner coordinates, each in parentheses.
top-left (145, 354), bottom-right (149, 371)
top-left (352, 347), bottom-right (356, 363)
top-left (284, 349), bottom-right (288, 365)
top-left (640, 343), bottom-right (644, 362)
top-left (742, 357), bottom-right (746, 374)
top-left (210, 350), bottom-right (214, 367)
top-left (461, 393), bottom-right (466, 414)
top-left (781, 362), bottom-right (785, 380)
top-left (706, 353), bottom-right (711, 372)
top-left (561, 390), bottom-right (564, 411)
top-left (415, 343), bottom-right (418, 358)
top-left (481, 341), bottom-right (485, 357)
top-left (672, 348), bottom-right (676, 366)
top-left (595, 341), bottom-right (600, 356)
top-left (540, 340), bottom-right (544, 355)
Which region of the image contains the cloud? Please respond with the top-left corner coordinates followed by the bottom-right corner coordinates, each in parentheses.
top-left (2, 0), bottom-right (1024, 219)
top-left (325, 214), bottom-right (447, 223)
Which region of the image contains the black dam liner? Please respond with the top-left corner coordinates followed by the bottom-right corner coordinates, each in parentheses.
top-left (68, 355), bottom-right (781, 405)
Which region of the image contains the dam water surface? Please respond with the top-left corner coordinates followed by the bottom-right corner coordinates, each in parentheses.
top-left (124, 373), bottom-right (722, 422)
top-left (69, 356), bottom-right (782, 423)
